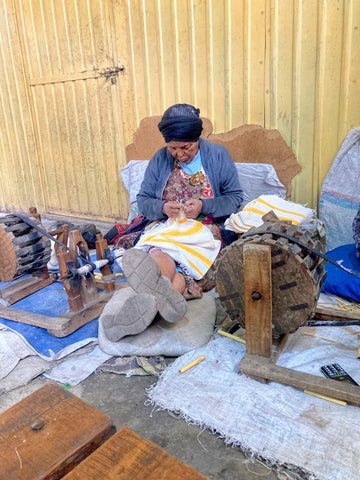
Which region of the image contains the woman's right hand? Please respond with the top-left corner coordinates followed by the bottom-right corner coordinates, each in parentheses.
top-left (163, 201), bottom-right (182, 218)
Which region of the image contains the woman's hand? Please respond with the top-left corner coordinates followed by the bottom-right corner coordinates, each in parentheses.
top-left (163, 201), bottom-right (182, 218)
top-left (184, 199), bottom-right (202, 219)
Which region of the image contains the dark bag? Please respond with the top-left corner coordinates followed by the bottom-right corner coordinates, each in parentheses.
top-left (353, 208), bottom-right (360, 259)
top-left (79, 224), bottom-right (101, 249)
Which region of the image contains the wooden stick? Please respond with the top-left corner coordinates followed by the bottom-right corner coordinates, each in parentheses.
top-left (303, 332), bottom-right (337, 342)
top-left (239, 354), bottom-right (360, 406)
top-left (346, 331), bottom-right (360, 335)
top-left (218, 330), bottom-right (246, 344)
top-left (304, 390), bottom-right (347, 406)
top-left (179, 355), bottom-right (205, 374)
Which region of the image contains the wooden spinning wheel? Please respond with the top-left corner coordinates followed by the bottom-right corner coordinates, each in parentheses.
top-left (216, 221), bottom-right (327, 336)
top-left (0, 214), bottom-right (51, 282)
top-left (216, 221), bottom-right (360, 406)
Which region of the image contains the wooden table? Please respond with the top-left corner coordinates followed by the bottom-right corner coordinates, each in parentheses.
top-left (63, 427), bottom-right (208, 480)
top-left (0, 383), bottom-right (115, 479)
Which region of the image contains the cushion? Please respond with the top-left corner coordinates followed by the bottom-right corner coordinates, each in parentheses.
top-left (98, 288), bottom-right (216, 357)
top-left (322, 244), bottom-right (360, 302)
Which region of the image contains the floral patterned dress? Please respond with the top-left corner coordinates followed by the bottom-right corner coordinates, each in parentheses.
top-left (161, 161), bottom-right (224, 298)
top-left (113, 160), bottom-right (234, 299)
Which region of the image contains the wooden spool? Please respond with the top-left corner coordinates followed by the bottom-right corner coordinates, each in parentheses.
top-left (216, 221), bottom-right (327, 336)
top-left (0, 214), bottom-right (51, 282)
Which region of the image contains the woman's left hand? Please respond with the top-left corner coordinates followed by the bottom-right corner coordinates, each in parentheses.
top-left (183, 199), bottom-right (202, 219)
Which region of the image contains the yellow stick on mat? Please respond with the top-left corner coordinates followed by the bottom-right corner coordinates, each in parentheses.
top-left (217, 330), bottom-right (246, 344)
top-left (346, 331), bottom-right (360, 335)
top-left (304, 390), bottom-right (347, 407)
top-left (303, 332), bottom-right (336, 342)
top-left (179, 355), bottom-right (205, 374)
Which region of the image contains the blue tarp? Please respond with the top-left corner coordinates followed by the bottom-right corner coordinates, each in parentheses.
top-left (0, 253), bottom-right (125, 358)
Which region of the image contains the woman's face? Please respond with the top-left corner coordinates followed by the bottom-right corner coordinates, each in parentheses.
top-left (166, 141), bottom-right (199, 163)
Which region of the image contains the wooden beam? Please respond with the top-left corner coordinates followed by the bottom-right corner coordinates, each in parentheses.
top-left (0, 291), bottom-right (113, 336)
top-left (49, 293), bottom-right (113, 337)
top-left (238, 354), bottom-right (360, 406)
top-left (315, 305), bottom-right (360, 322)
top-left (0, 305), bottom-right (69, 331)
top-left (243, 244), bottom-right (272, 357)
top-left (0, 276), bottom-right (55, 305)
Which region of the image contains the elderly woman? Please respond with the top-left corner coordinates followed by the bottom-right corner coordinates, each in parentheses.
top-left (103, 104), bottom-right (243, 342)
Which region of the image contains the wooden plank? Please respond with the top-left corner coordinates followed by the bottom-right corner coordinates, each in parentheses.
top-left (63, 426), bottom-right (207, 480)
top-left (95, 234), bottom-right (115, 293)
top-left (0, 292), bottom-right (113, 336)
top-left (49, 293), bottom-right (113, 337)
top-left (0, 276), bottom-right (55, 305)
top-left (271, 333), bottom-right (289, 363)
top-left (0, 305), bottom-right (70, 331)
top-left (314, 305), bottom-right (360, 322)
top-left (243, 243), bottom-right (272, 357)
top-left (238, 354), bottom-right (360, 407)
top-left (0, 383), bottom-right (115, 480)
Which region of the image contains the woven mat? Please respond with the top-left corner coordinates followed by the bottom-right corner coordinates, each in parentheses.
top-left (147, 326), bottom-right (360, 480)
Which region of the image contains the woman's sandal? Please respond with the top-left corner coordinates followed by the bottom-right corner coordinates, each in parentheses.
top-left (102, 287), bottom-right (158, 341)
top-left (121, 248), bottom-right (187, 323)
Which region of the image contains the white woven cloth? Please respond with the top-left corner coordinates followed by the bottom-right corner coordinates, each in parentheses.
top-left (225, 194), bottom-right (315, 233)
top-left (135, 212), bottom-right (221, 279)
top-left (147, 326), bottom-right (360, 480)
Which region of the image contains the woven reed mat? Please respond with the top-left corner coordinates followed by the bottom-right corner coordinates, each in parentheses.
top-left (147, 326), bottom-right (360, 480)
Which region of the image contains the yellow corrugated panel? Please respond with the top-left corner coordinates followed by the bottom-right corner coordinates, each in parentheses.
top-left (290, 0), bottom-right (319, 207)
top-left (12, 0), bottom-right (129, 221)
top-left (310, 0), bottom-right (346, 208)
top-left (122, 0), bottom-right (360, 209)
top-left (0, 0), bottom-right (359, 221)
top-left (0, 0), bottom-right (43, 213)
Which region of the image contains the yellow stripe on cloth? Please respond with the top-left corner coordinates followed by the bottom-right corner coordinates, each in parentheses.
top-left (139, 237), bottom-right (214, 270)
top-left (143, 221), bottom-right (204, 242)
top-left (256, 197), bottom-right (306, 220)
top-left (136, 214), bottom-right (221, 279)
top-left (224, 195), bottom-right (314, 234)
top-left (245, 206), bottom-right (301, 225)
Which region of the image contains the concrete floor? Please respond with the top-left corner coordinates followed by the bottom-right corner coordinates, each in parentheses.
top-left (0, 370), bottom-right (306, 480)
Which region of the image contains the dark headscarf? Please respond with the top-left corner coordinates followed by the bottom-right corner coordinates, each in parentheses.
top-left (158, 104), bottom-right (203, 143)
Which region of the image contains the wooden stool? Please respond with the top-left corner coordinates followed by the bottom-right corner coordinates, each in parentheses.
top-left (63, 427), bottom-right (208, 480)
top-left (0, 383), bottom-right (115, 479)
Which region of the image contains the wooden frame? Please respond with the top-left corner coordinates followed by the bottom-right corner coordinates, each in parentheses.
top-left (238, 243), bottom-right (360, 406)
top-left (0, 229), bottom-right (116, 337)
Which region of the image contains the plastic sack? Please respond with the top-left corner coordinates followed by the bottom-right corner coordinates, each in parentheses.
top-left (120, 160), bottom-right (149, 222)
top-left (234, 163), bottom-right (286, 206)
top-left (135, 212), bottom-right (221, 279)
top-left (319, 127), bottom-right (360, 251)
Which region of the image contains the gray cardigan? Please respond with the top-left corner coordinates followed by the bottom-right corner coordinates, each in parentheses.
top-left (137, 138), bottom-right (243, 221)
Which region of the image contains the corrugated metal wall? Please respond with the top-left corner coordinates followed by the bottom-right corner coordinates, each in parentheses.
top-left (0, 0), bottom-right (359, 222)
